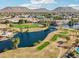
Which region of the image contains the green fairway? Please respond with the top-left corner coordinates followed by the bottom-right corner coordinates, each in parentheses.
top-left (13, 24), bottom-right (40, 28)
top-left (50, 34), bottom-right (59, 41)
top-left (37, 41), bottom-right (50, 50)
top-left (50, 31), bottom-right (69, 41)
top-left (59, 31), bottom-right (68, 35)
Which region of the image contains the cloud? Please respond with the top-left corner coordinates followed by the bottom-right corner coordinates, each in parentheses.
top-left (20, 0), bottom-right (56, 9)
top-left (31, 0), bottom-right (56, 4)
top-left (68, 4), bottom-right (79, 10)
top-left (21, 4), bottom-right (41, 9)
top-left (68, 4), bottom-right (79, 7)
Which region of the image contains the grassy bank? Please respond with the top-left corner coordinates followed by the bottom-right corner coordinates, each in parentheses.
top-left (12, 23), bottom-right (43, 28)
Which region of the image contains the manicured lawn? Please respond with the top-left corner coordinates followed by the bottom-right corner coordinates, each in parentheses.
top-left (58, 31), bottom-right (68, 37)
top-left (37, 41), bottom-right (50, 50)
top-left (37, 29), bottom-right (73, 51)
top-left (13, 24), bottom-right (40, 28)
top-left (50, 32), bottom-right (69, 41)
top-left (50, 34), bottom-right (59, 41)
top-left (64, 28), bottom-right (77, 32)
top-left (59, 31), bottom-right (68, 35)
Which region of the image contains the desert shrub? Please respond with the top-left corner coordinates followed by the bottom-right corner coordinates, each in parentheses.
top-left (11, 37), bottom-right (20, 49)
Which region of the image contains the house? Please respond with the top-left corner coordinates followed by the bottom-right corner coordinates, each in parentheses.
top-left (0, 19), bottom-right (7, 24)
top-left (7, 18), bottom-right (19, 23)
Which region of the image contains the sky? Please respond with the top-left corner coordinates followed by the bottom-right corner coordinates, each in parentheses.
top-left (0, 0), bottom-right (79, 10)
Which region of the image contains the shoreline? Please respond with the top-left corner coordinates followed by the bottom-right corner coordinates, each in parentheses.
top-left (13, 27), bottom-right (48, 32)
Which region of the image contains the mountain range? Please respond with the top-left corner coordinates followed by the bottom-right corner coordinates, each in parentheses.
top-left (0, 7), bottom-right (79, 13)
top-left (52, 7), bottom-right (79, 13)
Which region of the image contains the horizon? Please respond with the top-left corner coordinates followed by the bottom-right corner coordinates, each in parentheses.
top-left (0, 6), bottom-right (77, 11)
top-left (0, 0), bottom-right (79, 10)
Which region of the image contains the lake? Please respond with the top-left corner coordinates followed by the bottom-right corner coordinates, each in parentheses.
top-left (64, 24), bottom-right (79, 30)
top-left (0, 27), bottom-right (56, 52)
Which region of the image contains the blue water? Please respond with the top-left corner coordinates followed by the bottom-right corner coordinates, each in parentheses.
top-left (0, 27), bottom-right (56, 52)
top-left (76, 47), bottom-right (79, 53)
top-left (64, 25), bottom-right (79, 30)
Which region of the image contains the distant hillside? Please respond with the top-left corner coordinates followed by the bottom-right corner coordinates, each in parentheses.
top-left (0, 7), bottom-right (50, 13)
top-left (52, 7), bottom-right (79, 13)
top-left (0, 6), bottom-right (79, 13)
top-left (0, 7), bottom-right (31, 13)
top-left (72, 6), bottom-right (79, 10)
top-left (32, 8), bottom-right (50, 13)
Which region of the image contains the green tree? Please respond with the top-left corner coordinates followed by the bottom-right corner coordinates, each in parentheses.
top-left (68, 19), bottom-right (74, 27)
top-left (19, 19), bottom-right (26, 24)
top-left (11, 38), bottom-right (20, 49)
top-left (53, 16), bottom-right (62, 20)
top-left (44, 14), bottom-right (52, 18)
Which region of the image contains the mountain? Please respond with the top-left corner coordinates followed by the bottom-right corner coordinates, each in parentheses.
top-left (0, 7), bottom-right (50, 13)
top-left (72, 6), bottom-right (79, 10)
top-left (0, 6), bottom-right (79, 13)
top-left (0, 7), bottom-right (31, 13)
top-left (52, 7), bottom-right (79, 13)
top-left (32, 8), bottom-right (50, 13)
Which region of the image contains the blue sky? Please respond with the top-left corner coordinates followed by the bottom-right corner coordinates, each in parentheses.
top-left (0, 0), bottom-right (79, 10)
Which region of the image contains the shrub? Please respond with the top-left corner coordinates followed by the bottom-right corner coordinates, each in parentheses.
top-left (33, 42), bottom-right (39, 46)
top-left (11, 37), bottom-right (20, 49)
top-left (3, 48), bottom-right (9, 52)
top-left (33, 40), bottom-right (42, 46)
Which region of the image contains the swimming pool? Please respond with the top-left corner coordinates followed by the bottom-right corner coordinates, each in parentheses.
top-left (75, 47), bottom-right (79, 53)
